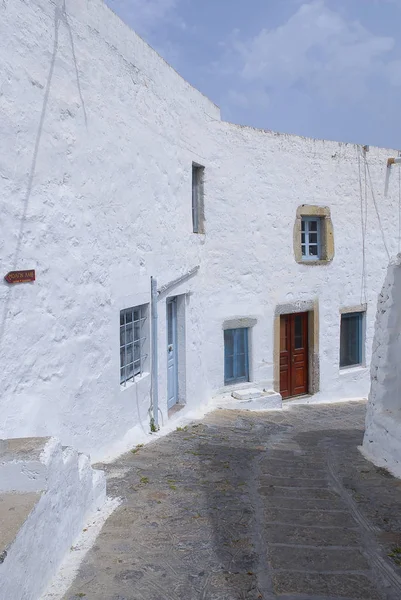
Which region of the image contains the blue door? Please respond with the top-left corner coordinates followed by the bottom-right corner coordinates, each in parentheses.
top-left (224, 328), bottom-right (249, 385)
top-left (167, 298), bottom-right (178, 409)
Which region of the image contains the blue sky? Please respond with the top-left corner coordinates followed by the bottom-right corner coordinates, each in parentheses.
top-left (106, 0), bottom-right (401, 148)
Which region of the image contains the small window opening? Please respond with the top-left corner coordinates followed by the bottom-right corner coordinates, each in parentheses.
top-left (192, 163), bottom-right (204, 233)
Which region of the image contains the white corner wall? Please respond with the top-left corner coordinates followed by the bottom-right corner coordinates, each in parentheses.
top-left (1, 0), bottom-right (401, 461)
top-left (362, 255), bottom-right (401, 478)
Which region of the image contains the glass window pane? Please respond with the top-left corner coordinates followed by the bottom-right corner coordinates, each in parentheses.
top-left (120, 326), bottom-right (125, 347)
top-left (224, 330), bottom-right (234, 382)
top-left (301, 220), bottom-right (305, 231)
top-left (120, 348), bottom-right (125, 369)
top-left (309, 233), bottom-right (318, 244)
top-left (237, 328), bottom-right (247, 355)
top-left (126, 311), bottom-right (133, 323)
top-left (224, 330), bottom-right (234, 357)
top-left (167, 302), bottom-right (173, 345)
top-left (120, 368), bottom-right (125, 384)
top-left (134, 341), bottom-right (141, 362)
top-left (126, 344), bottom-right (133, 364)
top-left (309, 220), bottom-right (318, 231)
top-left (340, 314), bottom-right (362, 367)
top-left (294, 315), bottom-right (303, 349)
top-left (301, 233), bottom-right (305, 244)
top-left (236, 350), bottom-right (246, 378)
top-left (120, 312), bottom-right (125, 326)
top-left (126, 323), bottom-right (133, 344)
top-left (126, 362), bottom-right (134, 380)
top-left (301, 244), bottom-right (306, 256)
top-left (309, 245), bottom-right (318, 256)
top-left (133, 319), bottom-right (140, 343)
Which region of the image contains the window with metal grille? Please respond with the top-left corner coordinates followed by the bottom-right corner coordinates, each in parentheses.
top-left (301, 217), bottom-right (322, 260)
top-left (120, 305), bottom-right (148, 385)
top-left (340, 312), bottom-right (364, 368)
top-left (224, 327), bottom-right (250, 385)
top-left (192, 163), bottom-right (205, 233)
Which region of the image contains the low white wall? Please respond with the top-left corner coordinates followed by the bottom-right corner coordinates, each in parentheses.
top-left (0, 437), bottom-right (106, 599)
top-left (362, 256), bottom-right (401, 478)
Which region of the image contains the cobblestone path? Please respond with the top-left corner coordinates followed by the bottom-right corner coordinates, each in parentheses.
top-left (64, 402), bottom-right (401, 600)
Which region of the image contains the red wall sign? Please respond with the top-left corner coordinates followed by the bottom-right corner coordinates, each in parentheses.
top-left (4, 270), bottom-right (36, 284)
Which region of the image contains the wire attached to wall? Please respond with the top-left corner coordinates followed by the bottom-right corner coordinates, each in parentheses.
top-left (358, 146), bottom-right (368, 306)
top-left (398, 165), bottom-right (401, 254)
top-left (365, 160), bottom-right (391, 262)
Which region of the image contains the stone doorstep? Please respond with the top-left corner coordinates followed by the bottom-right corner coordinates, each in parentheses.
top-left (0, 492), bottom-right (42, 563)
top-left (214, 388), bottom-right (282, 411)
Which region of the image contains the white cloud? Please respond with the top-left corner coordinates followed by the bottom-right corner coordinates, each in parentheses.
top-left (220, 0), bottom-right (399, 110)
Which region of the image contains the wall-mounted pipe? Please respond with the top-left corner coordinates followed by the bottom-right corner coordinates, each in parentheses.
top-left (150, 276), bottom-right (159, 430)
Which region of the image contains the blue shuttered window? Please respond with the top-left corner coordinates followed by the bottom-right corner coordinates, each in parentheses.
top-left (301, 217), bottom-right (322, 260)
top-left (224, 328), bottom-right (249, 385)
top-left (340, 312), bottom-right (363, 368)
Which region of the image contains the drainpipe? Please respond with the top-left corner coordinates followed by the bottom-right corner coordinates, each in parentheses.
top-left (150, 276), bottom-right (159, 430)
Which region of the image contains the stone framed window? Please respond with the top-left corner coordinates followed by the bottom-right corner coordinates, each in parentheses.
top-left (294, 205), bottom-right (334, 265)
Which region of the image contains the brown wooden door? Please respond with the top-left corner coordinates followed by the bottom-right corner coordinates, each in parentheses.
top-left (280, 312), bottom-right (309, 399)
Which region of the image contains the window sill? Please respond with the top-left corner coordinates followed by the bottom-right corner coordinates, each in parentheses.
top-left (297, 259), bottom-right (332, 266)
top-left (339, 365), bottom-right (367, 375)
top-left (120, 372), bottom-right (150, 391)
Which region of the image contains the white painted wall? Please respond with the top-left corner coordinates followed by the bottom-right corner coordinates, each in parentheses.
top-left (0, 0), bottom-right (216, 460)
top-left (362, 256), bottom-right (401, 478)
top-left (203, 125), bottom-right (400, 406)
top-left (1, 0), bottom-right (400, 460)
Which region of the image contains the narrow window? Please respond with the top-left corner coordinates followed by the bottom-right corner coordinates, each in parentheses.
top-left (120, 304), bottom-right (148, 386)
top-left (301, 217), bottom-right (322, 260)
top-left (224, 328), bottom-right (249, 385)
top-left (340, 312), bottom-right (364, 368)
top-left (192, 163), bottom-right (204, 233)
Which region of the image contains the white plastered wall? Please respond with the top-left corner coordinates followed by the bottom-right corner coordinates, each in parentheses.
top-left (0, 0), bottom-right (216, 460)
top-left (1, 0), bottom-right (401, 461)
top-left (362, 255), bottom-right (401, 478)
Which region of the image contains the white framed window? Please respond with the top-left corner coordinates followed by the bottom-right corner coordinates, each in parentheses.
top-left (301, 216), bottom-right (322, 260)
top-left (192, 163), bottom-right (205, 233)
top-left (120, 304), bottom-right (148, 386)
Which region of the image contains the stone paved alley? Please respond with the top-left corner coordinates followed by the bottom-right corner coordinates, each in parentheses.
top-left (63, 402), bottom-right (401, 600)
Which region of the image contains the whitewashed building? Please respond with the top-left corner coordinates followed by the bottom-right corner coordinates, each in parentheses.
top-left (1, 0), bottom-right (400, 461)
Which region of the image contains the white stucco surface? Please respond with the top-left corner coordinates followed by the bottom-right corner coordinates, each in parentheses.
top-left (0, 437), bottom-right (106, 600)
top-left (1, 0), bottom-right (401, 461)
top-left (362, 256), bottom-right (401, 478)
